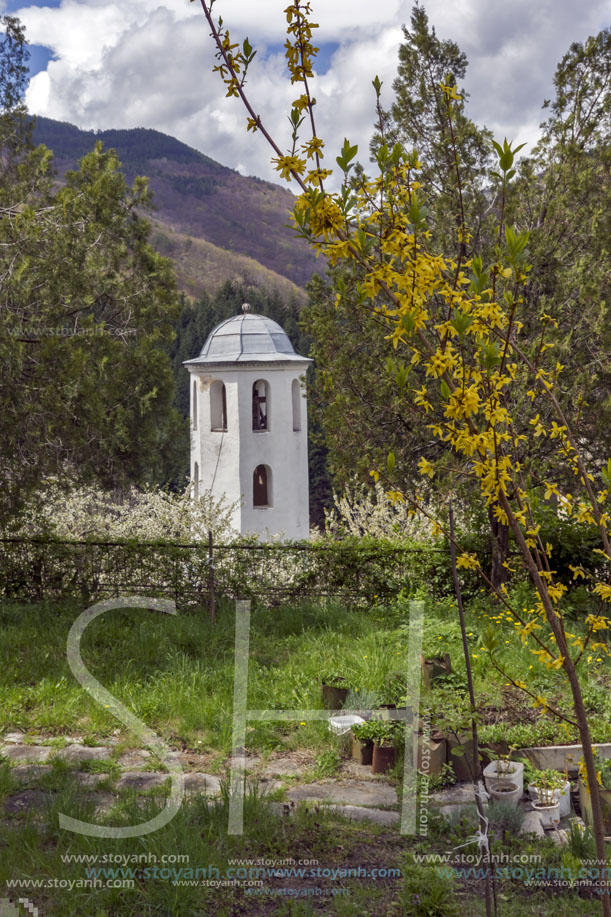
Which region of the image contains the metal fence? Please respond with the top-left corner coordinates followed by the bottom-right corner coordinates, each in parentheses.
top-left (0, 535), bottom-right (448, 610)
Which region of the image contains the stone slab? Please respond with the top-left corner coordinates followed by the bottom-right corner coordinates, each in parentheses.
top-left (116, 750), bottom-right (151, 769)
top-left (519, 810), bottom-right (545, 838)
top-left (91, 792), bottom-right (117, 814)
top-left (183, 773), bottom-right (222, 795)
top-left (286, 779), bottom-right (398, 808)
top-left (57, 744), bottom-right (111, 764)
top-left (3, 789), bottom-right (54, 814)
top-left (259, 756), bottom-right (310, 778)
top-left (255, 777), bottom-right (284, 795)
top-left (1, 745), bottom-right (53, 763)
top-left (11, 765), bottom-right (52, 783)
top-left (270, 801), bottom-right (399, 826)
top-left (116, 772), bottom-right (168, 791)
top-left (429, 783), bottom-right (477, 808)
top-left (340, 761), bottom-right (380, 780)
top-left (327, 805), bottom-right (400, 826)
top-left (73, 772), bottom-right (108, 789)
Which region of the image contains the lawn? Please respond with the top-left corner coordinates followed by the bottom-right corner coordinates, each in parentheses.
top-left (2, 591), bottom-right (611, 914)
top-left (2, 589), bottom-right (611, 754)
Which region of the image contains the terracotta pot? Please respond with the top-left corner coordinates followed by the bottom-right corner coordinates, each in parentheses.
top-left (372, 743), bottom-right (396, 774)
top-left (351, 735), bottom-right (374, 766)
top-left (321, 682), bottom-right (349, 710)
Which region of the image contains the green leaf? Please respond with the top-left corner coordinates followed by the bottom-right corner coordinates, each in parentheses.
top-left (336, 137), bottom-right (358, 173)
top-left (451, 310), bottom-right (474, 337)
top-left (482, 343), bottom-right (500, 371)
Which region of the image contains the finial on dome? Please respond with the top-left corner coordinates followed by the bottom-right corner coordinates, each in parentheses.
top-left (242, 303), bottom-right (251, 313)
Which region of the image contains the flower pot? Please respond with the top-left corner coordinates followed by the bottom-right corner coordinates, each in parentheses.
top-left (484, 760), bottom-right (524, 796)
top-left (532, 800), bottom-right (561, 829)
top-left (528, 781), bottom-right (571, 818)
top-left (351, 734), bottom-right (374, 766)
top-left (489, 781), bottom-right (521, 807)
top-left (321, 680), bottom-right (349, 710)
top-left (372, 743), bottom-right (396, 774)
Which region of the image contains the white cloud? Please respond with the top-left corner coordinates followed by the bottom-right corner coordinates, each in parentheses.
top-left (18, 0), bottom-right (611, 184)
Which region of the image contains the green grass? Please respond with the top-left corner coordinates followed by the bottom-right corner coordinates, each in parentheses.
top-left (1, 776), bottom-right (608, 916)
top-left (0, 783), bottom-right (408, 916)
top-left (0, 598), bottom-right (415, 755)
top-left (2, 593), bottom-right (611, 914)
top-left (2, 592), bottom-right (610, 756)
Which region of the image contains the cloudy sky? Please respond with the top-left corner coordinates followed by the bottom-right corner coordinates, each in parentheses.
top-left (3, 0), bottom-right (609, 184)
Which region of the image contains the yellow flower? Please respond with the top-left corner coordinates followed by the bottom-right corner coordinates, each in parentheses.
top-left (272, 154), bottom-right (306, 181)
top-left (301, 136), bottom-right (325, 159)
top-left (418, 457), bottom-right (435, 479)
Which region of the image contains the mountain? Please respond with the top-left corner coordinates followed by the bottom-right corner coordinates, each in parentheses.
top-left (32, 117), bottom-right (320, 299)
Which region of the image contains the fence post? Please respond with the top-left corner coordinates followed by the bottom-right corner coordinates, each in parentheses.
top-left (208, 530), bottom-right (215, 626)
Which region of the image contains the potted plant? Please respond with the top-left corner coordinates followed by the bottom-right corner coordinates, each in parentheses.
top-left (484, 748), bottom-right (524, 796)
top-left (527, 765), bottom-right (571, 818)
top-left (366, 720), bottom-right (402, 774)
top-left (321, 674), bottom-right (350, 710)
top-left (530, 769), bottom-right (565, 828)
top-left (350, 720), bottom-right (378, 766)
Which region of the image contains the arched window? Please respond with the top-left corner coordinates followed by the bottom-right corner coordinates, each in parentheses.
top-left (291, 378), bottom-right (301, 431)
top-left (252, 379), bottom-right (269, 431)
top-left (210, 380), bottom-right (227, 431)
top-left (253, 464), bottom-right (272, 507)
top-left (192, 380), bottom-right (198, 431)
top-left (193, 462), bottom-right (199, 500)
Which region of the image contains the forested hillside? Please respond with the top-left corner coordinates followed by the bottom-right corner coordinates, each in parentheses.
top-left (33, 117), bottom-right (321, 295)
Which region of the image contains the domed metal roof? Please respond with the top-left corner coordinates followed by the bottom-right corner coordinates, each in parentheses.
top-left (184, 308), bottom-right (311, 367)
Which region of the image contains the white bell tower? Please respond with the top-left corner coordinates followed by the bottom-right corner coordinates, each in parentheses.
top-left (184, 304), bottom-right (312, 540)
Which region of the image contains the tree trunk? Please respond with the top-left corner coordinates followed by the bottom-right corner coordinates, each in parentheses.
top-left (562, 652), bottom-right (611, 917)
top-left (488, 506), bottom-right (509, 590)
top-left (450, 503), bottom-right (496, 917)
